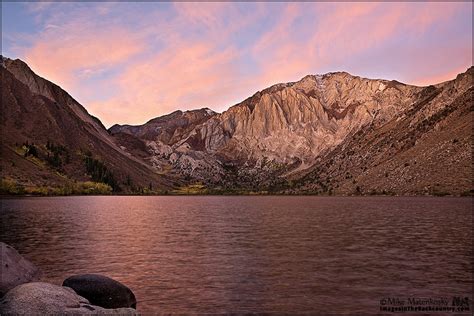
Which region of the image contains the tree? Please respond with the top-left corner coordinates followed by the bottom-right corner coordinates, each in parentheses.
top-left (84, 156), bottom-right (120, 192)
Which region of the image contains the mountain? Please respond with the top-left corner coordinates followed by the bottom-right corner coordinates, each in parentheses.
top-left (110, 67), bottom-right (472, 195)
top-left (1, 55), bottom-right (472, 195)
top-left (292, 70), bottom-right (473, 196)
top-left (0, 56), bottom-right (175, 194)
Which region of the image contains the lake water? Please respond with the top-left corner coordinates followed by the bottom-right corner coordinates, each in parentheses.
top-left (0, 196), bottom-right (472, 314)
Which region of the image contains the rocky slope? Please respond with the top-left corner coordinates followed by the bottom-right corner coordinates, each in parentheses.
top-left (109, 108), bottom-right (218, 178)
top-left (110, 67), bottom-right (472, 195)
top-left (291, 69), bottom-right (473, 196)
top-left (0, 56), bottom-right (174, 194)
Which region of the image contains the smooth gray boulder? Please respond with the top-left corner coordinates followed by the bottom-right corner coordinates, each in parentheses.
top-left (0, 282), bottom-right (138, 315)
top-left (0, 242), bottom-right (40, 296)
top-left (63, 274), bottom-right (137, 309)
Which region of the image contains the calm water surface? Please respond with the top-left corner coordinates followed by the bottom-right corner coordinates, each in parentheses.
top-left (0, 196), bottom-right (472, 314)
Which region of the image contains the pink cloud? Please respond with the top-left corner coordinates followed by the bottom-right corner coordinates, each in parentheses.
top-left (249, 2), bottom-right (469, 91)
top-left (87, 40), bottom-right (241, 126)
top-left (405, 2), bottom-right (463, 34)
top-left (250, 3), bottom-right (385, 85)
top-left (173, 2), bottom-right (230, 28)
top-left (252, 3), bottom-right (301, 55)
top-left (405, 45), bottom-right (472, 86)
top-left (82, 4), bottom-right (268, 126)
top-left (12, 2), bottom-right (470, 127)
top-left (24, 24), bottom-right (144, 93)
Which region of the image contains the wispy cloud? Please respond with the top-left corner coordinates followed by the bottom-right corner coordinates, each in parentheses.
top-left (89, 40), bottom-right (240, 126)
top-left (25, 1), bottom-right (54, 13)
top-left (24, 23), bottom-right (144, 92)
top-left (3, 2), bottom-right (471, 127)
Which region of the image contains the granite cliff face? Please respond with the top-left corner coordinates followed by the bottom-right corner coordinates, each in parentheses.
top-left (197, 73), bottom-right (419, 161)
top-left (110, 67), bottom-right (472, 194)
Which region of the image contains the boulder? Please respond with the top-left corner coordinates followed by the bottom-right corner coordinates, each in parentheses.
top-left (63, 274), bottom-right (137, 309)
top-left (0, 242), bottom-right (40, 296)
top-left (0, 282), bottom-right (137, 315)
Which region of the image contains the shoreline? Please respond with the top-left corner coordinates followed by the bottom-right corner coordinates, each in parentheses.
top-left (1, 193), bottom-right (472, 198)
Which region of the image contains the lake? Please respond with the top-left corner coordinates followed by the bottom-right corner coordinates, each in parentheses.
top-left (0, 196), bottom-right (472, 314)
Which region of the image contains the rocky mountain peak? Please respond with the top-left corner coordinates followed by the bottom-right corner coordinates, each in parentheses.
top-left (1, 55), bottom-right (10, 68)
top-left (193, 69), bottom-right (422, 159)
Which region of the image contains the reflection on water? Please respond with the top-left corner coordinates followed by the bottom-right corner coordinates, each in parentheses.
top-left (0, 196), bottom-right (472, 313)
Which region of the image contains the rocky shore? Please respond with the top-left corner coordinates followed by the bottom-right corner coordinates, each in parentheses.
top-left (0, 242), bottom-right (138, 315)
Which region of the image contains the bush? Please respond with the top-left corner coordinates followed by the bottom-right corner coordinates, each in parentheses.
top-left (0, 178), bottom-right (25, 195)
top-left (22, 143), bottom-right (38, 158)
top-left (46, 141), bottom-right (68, 168)
top-left (74, 181), bottom-right (113, 195)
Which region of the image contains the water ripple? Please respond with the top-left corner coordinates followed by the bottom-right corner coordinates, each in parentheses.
top-left (0, 196), bottom-right (472, 314)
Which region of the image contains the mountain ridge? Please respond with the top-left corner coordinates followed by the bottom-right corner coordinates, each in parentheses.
top-left (1, 55), bottom-right (472, 195)
top-left (109, 64), bottom-right (472, 195)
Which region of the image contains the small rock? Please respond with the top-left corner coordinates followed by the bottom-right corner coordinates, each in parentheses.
top-left (0, 282), bottom-right (137, 315)
top-left (63, 274), bottom-right (137, 309)
top-left (0, 242), bottom-right (40, 296)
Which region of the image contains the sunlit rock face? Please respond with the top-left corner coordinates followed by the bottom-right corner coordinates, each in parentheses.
top-left (110, 71), bottom-right (424, 183)
top-left (196, 72), bottom-right (421, 162)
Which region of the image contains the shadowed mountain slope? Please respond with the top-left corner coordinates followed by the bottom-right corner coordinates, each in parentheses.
top-left (1, 56), bottom-right (175, 194)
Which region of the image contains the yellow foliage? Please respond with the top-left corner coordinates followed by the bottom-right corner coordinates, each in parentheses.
top-left (172, 183), bottom-right (208, 195)
top-left (74, 181), bottom-right (113, 195)
top-left (0, 178), bottom-right (112, 196)
top-left (0, 178), bottom-right (25, 194)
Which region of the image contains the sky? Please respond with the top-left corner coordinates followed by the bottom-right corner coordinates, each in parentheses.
top-left (2, 2), bottom-right (472, 127)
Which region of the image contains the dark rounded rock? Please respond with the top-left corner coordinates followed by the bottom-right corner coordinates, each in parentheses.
top-left (62, 274), bottom-right (136, 309)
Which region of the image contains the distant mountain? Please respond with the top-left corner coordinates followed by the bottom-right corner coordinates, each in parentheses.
top-left (1, 55), bottom-right (472, 195)
top-left (110, 66), bottom-right (472, 195)
top-left (0, 56), bottom-right (175, 194)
